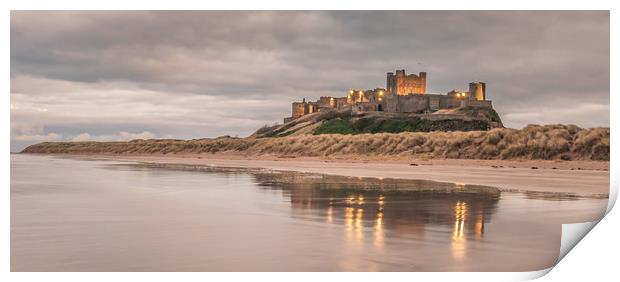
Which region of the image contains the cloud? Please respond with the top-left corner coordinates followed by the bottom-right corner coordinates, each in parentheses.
top-left (71, 131), bottom-right (157, 142)
top-left (10, 11), bottom-right (610, 151)
top-left (502, 102), bottom-right (610, 128)
top-left (12, 132), bottom-right (63, 142)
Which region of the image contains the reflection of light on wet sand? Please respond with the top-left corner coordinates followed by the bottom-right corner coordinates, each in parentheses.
top-left (345, 195), bottom-right (355, 205)
top-left (339, 205), bottom-right (366, 270)
top-left (355, 208), bottom-right (364, 241)
top-left (344, 193), bottom-right (366, 243)
top-left (374, 195), bottom-right (385, 248)
top-left (326, 206), bottom-right (333, 224)
top-left (344, 207), bottom-right (355, 242)
top-left (345, 207), bottom-right (354, 226)
top-left (374, 211), bottom-right (384, 248)
top-left (474, 214), bottom-right (484, 238)
top-left (451, 201), bottom-right (468, 260)
top-left (344, 205), bottom-right (366, 243)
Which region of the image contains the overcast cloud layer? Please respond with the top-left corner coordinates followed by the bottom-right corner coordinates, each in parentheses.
top-left (10, 11), bottom-right (609, 151)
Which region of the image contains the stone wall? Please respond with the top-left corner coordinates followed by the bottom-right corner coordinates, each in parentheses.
top-left (438, 96), bottom-right (462, 109)
top-left (429, 96), bottom-right (440, 111)
top-left (316, 96), bottom-right (335, 110)
top-left (335, 97), bottom-right (350, 109)
top-left (396, 95), bottom-right (429, 113)
top-left (353, 102), bottom-right (379, 113)
top-left (463, 100), bottom-right (493, 108)
top-left (384, 94), bottom-right (399, 113)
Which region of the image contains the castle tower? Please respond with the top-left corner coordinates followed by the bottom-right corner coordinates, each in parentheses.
top-left (419, 72), bottom-right (427, 94)
top-left (291, 101), bottom-right (306, 118)
top-left (387, 72), bottom-right (395, 95)
top-left (468, 82), bottom-right (486, 101)
top-left (386, 69), bottom-right (427, 95)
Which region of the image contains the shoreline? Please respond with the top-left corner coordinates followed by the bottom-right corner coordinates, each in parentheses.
top-left (28, 153), bottom-right (610, 197)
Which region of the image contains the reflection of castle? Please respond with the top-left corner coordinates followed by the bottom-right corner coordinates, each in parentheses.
top-left (285, 69), bottom-right (492, 123)
top-left (289, 189), bottom-right (496, 238)
top-left (252, 172), bottom-right (500, 254)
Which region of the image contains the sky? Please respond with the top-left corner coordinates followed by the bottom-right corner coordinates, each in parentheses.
top-left (10, 11), bottom-right (610, 151)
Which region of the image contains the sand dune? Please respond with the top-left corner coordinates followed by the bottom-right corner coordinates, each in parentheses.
top-left (22, 124), bottom-right (609, 161)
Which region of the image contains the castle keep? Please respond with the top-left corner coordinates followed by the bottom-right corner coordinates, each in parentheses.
top-left (284, 69), bottom-right (492, 123)
top-left (387, 70), bottom-right (426, 95)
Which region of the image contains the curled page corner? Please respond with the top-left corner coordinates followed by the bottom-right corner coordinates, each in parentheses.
top-left (546, 175), bottom-right (616, 276)
top-left (606, 184), bottom-right (618, 213)
top-left (516, 267), bottom-right (553, 281)
top-left (527, 221), bottom-right (602, 280)
top-left (557, 220), bottom-right (601, 263)
top-left (545, 176), bottom-right (618, 276)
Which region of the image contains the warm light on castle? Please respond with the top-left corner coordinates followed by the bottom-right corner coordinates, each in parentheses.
top-left (284, 69), bottom-right (492, 123)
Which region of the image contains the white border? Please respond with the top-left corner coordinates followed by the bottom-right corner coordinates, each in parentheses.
top-left (2, 1), bottom-right (617, 281)
top-left (2, 0), bottom-right (617, 10)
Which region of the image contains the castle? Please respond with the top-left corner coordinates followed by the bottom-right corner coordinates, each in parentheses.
top-left (284, 69), bottom-right (492, 123)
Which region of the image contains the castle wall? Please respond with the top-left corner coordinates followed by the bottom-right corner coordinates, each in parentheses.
top-left (438, 96), bottom-right (462, 109)
top-left (463, 100), bottom-right (492, 108)
top-left (384, 94), bottom-right (399, 112)
top-left (334, 97), bottom-right (350, 109)
top-left (353, 102), bottom-right (378, 113)
top-left (316, 96), bottom-right (336, 111)
top-left (429, 96), bottom-right (440, 111)
top-left (351, 90), bottom-right (369, 103)
top-left (396, 95), bottom-right (429, 113)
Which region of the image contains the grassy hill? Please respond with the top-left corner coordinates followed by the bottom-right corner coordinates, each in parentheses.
top-left (252, 107), bottom-right (503, 138)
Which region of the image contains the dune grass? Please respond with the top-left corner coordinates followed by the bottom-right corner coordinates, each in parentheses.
top-left (22, 124), bottom-right (609, 161)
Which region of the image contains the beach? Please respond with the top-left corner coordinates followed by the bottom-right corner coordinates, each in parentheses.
top-left (11, 154), bottom-right (610, 271)
top-left (55, 153), bottom-right (610, 197)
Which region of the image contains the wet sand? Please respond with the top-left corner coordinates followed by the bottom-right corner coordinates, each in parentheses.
top-left (56, 153), bottom-right (610, 197)
top-left (11, 154), bottom-right (609, 271)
